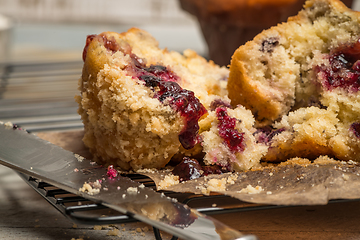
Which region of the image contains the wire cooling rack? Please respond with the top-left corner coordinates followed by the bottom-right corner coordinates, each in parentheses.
top-left (16, 171), bottom-right (286, 240)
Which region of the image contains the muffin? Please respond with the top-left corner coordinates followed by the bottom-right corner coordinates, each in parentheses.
top-left (76, 28), bottom-right (266, 171)
top-left (229, 0), bottom-right (360, 162)
top-left (179, 0), bottom-right (353, 66)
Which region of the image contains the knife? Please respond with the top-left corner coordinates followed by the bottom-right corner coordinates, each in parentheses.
top-left (0, 123), bottom-right (257, 240)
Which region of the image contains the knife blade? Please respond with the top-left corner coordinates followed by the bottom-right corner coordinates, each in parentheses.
top-left (0, 123), bottom-right (257, 240)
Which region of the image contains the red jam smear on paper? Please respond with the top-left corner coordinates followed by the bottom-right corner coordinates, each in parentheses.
top-left (172, 157), bottom-right (231, 182)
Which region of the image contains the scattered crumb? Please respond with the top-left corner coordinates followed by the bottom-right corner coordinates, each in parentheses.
top-left (279, 157), bottom-right (311, 167)
top-left (201, 178), bottom-right (227, 195)
top-left (347, 160), bottom-right (357, 165)
top-left (238, 185), bottom-right (264, 194)
top-left (158, 174), bottom-right (179, 190)
top-left (342, 173), bottom-right (350, 181)
top-left (73, 224), bottom-right (78, 229)
top-left (106, 228), bottom-right (120, 236)
top-left (74, 154), bottom-right (85, 162)
top-left (93, 225), bottom-right (102, 230)
top-left (314, 155), bottom-right (339, 165)
top-left (226, 174), bottom-right (238, 184)
top-left (136, 168), bottom-right (157, 174)
top-left (79, 181), bottom-right (101, 195)
top-left (127, 187), bottom-right (138, 194)
top-left (4, 121), bottom-right (13, 128)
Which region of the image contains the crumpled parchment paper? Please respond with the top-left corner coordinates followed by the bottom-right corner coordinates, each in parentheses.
top-left (37, 130), bottom-right (360, 206)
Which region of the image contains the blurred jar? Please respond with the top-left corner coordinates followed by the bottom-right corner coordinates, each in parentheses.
top-left (179, 0), bottom-right (354, 66)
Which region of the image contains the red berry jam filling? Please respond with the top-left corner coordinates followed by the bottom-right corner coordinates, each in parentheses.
top-left (82, 34), bottom-right (96, 61)
top-left (209, 99), bottom-right (232, 111)
top-left (255, 126), bottom-right (285, 144)
top-left (83, 34), bottom-right (207, 149)
top-left (316, 38), bottom-right (360, 92)
top-left (172, 157), bottom-right (231, 182)
top-left (82, 34), bottom-right (131, 62)
top-left (216, 107), bottom-right (245, 152)
top-left (350, 122), bottom-right (360, 138)
top-left (138, 71), bottom-right (207, 149)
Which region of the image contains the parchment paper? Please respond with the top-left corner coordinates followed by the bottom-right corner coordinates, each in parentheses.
top-left (37, 130), bottom-right (360, 206)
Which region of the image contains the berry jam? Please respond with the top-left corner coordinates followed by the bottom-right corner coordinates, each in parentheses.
top-left (260, 37), bottom-right (279, 53)
top-left (216, 107), bottom-right (245, 152)
top-left (255, 126), bottom-right (285, 144)
top-left (106, 165), bottom-right (118, 178)
top-left (316, 38), bottom-right (360, 92)
top-left (82, 34), bottom-right (96, 61)
top-left (172, 157), bottom-right (202, 182)
top-left (202, 164), bottom-right (232, 175)
top-left (132, 67), bottom-right (206, 150)
top-left (350, 122), bottom-right (360, 138)
top-left (209, 99), bottom-right (232, 111)
top-left (82, 34), bottom-right (125, 61)
top-left (172, 157), bottom-right (230, 182)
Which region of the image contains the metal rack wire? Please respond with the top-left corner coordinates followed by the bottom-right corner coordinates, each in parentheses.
top-left (0, 60), bottom-right (83, 132)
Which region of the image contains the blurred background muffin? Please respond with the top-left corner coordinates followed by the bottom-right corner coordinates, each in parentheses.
top-left (179, 0), bottom-right (354, 66)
